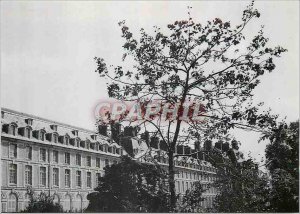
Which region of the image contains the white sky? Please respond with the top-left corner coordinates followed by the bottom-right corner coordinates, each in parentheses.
top-left (1, 1), bottom-right (299, 162)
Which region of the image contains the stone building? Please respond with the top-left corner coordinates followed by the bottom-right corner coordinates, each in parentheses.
top-left (1, 108), bottom-right (217, 212)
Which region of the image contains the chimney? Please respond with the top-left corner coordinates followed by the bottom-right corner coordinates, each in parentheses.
top-left (111, 123), bottom-right (122, 143)
top-left (204, 140), bottom-right (212, 151)
top-left (184, 146), bottom-right (191, 155)
top-left (72, 129), bottom-right (78, 136)
top-left (176, 145), bottom-right (184, 154)
top-left (194, 141), bottom-right (201, 151)
top-left (98, 125), bottom-right (108, 136)
top-left (223, 142), bottom-right (230, 152)
top-left (150, 136), bottom-right (159, 149)
top-left (50, 124), bottom-right (58, 131)
top-left (160, 140), bottom-right (168, 151)
top-left (215, 141), bottom-right (223, 151)
top-left (141, 131), bottom-right (150, 145)
top-left (25, 118), bottom-right (33, 126)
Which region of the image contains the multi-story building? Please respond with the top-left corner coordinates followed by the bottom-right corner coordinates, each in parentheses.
top-left (1, 108), bottom-right (217, 212)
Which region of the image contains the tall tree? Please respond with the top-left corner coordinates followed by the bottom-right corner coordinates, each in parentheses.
top-left (94, 1), bottom-right (286, 209)
top-left (264, 121), bottom-right (299, 212)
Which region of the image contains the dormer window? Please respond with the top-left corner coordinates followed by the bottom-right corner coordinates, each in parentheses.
top-left (70, 138), bottom-right (75, 146)
top-left (10, 123), bottom-right (17, 136)
top-left (72, 130), bottom-right (78, 136)
top-left (53, 133), bottom-right (58, 143)
top-left (65, 135), bottom-right (69, 145)
top-left (19, 126), bottom-right (31, 138)
top-left (40, 130), bottom-right (45, 141)
top-left (90, 143), bottom-right (95, 150)
top-left (25, 118), bottom-right (33, 126)
top-left (24, 127), bottom-right (31, 138)
top-left (50, 125), bottom-right (58, 131)
top-left (80, 141), bottom-right (85, 148)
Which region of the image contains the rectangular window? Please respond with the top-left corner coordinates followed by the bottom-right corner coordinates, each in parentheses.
top-left (40, 167), bottom-right (46, 186)
top-left (25, 165), bottom-right (32, 185)
top-left (105, 159), bottom-right (109, 167)
top-left (76, 171), bottom-right (81, 187)
top-left (53, 134), bottom-right (58, 143)
top-left (40, 148), bottom-right (46, 162)
top-left (26, 146), bottom-right (32, 160)
top-left (25, 128), bottom-right (30, 138)
top-left (76, 154), bottom-right (81, 166)
top-left (86, 156), bottom-right (91, 167)
top-left (65, 152), bottom-right (70, 165)
top-left (53, 150), bottom-right (58, 163)
top-left (96, 158), bottom-right (100, 168)
top-left (65, 137), bottom-right (69, 145)
top-left (10, 144), bottom-right (17, 158)
top-left (9, 163), bottom-right (17, 184)
top-left (96, 173), bottom-right (101, 186)
top-left (87, 172), bottom-right (91, 188)
top-left (65, 169), bottom-right (70, 188)
top-left (53, 168), bottom-right (59, 186)
top-left (11, 126), bottom-right (16, 136)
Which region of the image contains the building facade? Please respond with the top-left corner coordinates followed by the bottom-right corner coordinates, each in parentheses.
top-left (1, 108), bottom-right (217, 212)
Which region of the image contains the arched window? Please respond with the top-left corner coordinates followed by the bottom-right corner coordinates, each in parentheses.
top-left (24, 127), bottom-right (31, 138)
top-left (53, 133), bottom-right (58, 143)
top-left (65, 135), bottom-right (69, 145)
top-left (39, 130), bottom-right (45, 141)
top-left (10, 124), bottom-right (17, 136)
top-left (64, 194), bottom-right (71, 212)
top-left (8, 193), bottom-right (18, 212)
top-left (73, 194), bottom-right (82, 211)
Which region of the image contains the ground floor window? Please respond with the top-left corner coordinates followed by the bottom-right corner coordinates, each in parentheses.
top-left (7, 193), bottom-right (18, 212)
top-left (73, 194), bottom-right (82, 212)
top-left (64, 195), bottom-right (71, 211)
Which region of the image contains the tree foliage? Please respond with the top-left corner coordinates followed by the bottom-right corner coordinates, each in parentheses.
top-left (86, 156), bottom-right (170, 212)
top-left (265, 121), bottom-right (299, 212)
top-left (21, 187), bottom-right (63, 213)
top-left (176, 181), bottom-right (206, 212)
top-left (94, 0), bottom-right (286, 208)
top-left (213, 151), bottom-right (271, 212)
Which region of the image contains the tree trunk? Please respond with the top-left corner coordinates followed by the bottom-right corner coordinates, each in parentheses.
top-left (168, 150), bottom-right (176, 211)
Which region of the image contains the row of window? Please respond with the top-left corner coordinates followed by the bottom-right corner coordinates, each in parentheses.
top-left (176, 170), bottom-right (217, 181)
top-left (9, 143), bottom-right (116, 167)
top-left (175, 160), bottom-right (217, 172)
top-left (9, 163), bottom-right (102, 188)
top-left (3, 124), bottom-right (122, 155)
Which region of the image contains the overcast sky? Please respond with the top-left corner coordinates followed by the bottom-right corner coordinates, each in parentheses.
top-left (1, 1), bottom-right (299, 162)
